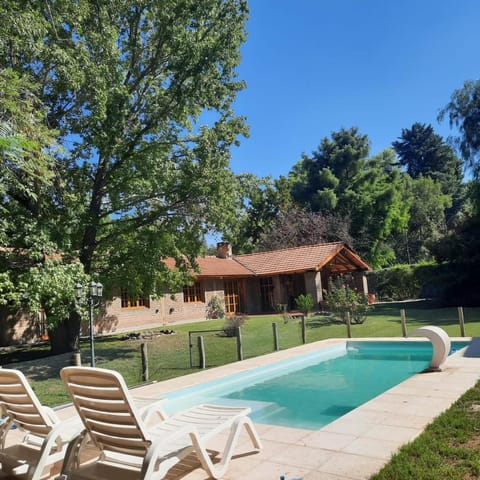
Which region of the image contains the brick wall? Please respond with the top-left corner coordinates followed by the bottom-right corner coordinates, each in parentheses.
top-left (97, 278), bottom-right (227, 334)
top-left (0, 307), bottom-right (42, 346)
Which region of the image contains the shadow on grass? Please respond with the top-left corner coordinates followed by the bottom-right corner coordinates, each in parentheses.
top-left (374, 301), bottom-right (464, 327)
top-left (307, 319), bottom-right (343, 328)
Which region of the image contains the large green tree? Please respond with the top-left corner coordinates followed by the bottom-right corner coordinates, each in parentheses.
top-left (224, 174), bottom-right (293, 254)
top-left (392, 122), bottom-right (463, 189)
top-left (440, 80), bottom-right (480, 177)
top-left (393, 176), bottom-right (451, 264)
top-left (289, 128), bottom-right (408, 267)
top-left (0, 0), bottom-right (249, 349)
top-left (0, 68), bottom-right (58, 246)
top-left (392, 122), bottom-right (465, 229)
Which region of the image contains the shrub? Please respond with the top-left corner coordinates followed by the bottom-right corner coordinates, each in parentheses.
top-left (367, 265), bottom-right (419, 301)
top-left (295, 293), bottom-right (315, 316)
top-left (222, 314), bottom-right (248, 337)
top-left (324, 278), bottom-right (369, 324)
top-left (205, 296), bottom-right (225, 320)
top-left (367, 262), bottom-right (462, 303)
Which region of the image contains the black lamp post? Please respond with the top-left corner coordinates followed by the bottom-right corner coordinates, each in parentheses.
top-left (75, 280), bottom-right (103, 367)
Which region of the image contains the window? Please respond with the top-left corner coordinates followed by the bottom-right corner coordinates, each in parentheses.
top-left (224, 279), bottom-right (245, 314)
top-left (183, 281), bottom-right (204, 303)
top-left (260, 277), bottom-right (275, 312)
top-left (120, 289), bottom-right (150, 309)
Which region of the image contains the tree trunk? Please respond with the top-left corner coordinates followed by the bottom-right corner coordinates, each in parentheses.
top-left (48, 311), bottom-right (82, 354)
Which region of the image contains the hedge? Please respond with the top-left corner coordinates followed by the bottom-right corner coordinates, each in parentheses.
top-left (367, 263), bottom-right (473, 304)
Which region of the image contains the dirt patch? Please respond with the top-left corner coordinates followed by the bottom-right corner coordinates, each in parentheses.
top-left (463, 435), bottom-right (480, 450)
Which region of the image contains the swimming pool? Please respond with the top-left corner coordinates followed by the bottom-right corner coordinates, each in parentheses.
top-left (163, 340), bottom-right (469, 430)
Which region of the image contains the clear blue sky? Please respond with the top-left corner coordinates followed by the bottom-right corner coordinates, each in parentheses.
top-left (228, 0), bottom-right (480, 179)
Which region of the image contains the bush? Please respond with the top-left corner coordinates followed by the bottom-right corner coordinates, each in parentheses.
top-left (324, 278), bottom-right (369, 324)
top-left (295, 293), bottom-right (315, 316)
top-left (367, 262), bottom-right (464, 303)
top-left (205, 296), bottom-right (225, 320)
top-left (367, 265), bottom-right (420, 301)
top-left (222, 314), bottom-right (248, 337)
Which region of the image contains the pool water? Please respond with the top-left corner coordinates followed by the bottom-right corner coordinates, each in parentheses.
top-left (165, 340), bottom-right (469, 430)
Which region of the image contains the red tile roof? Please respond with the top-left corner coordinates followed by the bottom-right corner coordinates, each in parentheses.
top-left (234, 242), bottom-right (370, 275)
top-left (163, 256), bottom-right (253, 278)
top-left (163, 242), bottom-right (370, 278)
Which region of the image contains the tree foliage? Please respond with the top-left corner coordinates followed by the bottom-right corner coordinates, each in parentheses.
top-left (257, 205), bottom-right (352, 252)
top-left (224, 174), bottom-right (293, 254)
top-left (324, 278), bottom-right (369, 324)
top-left (295, 293), bottom-right (314, 316)
top-left (0, 0), bottom-right (249, 347)
top-left (0, 69), bottom-right (59, 246)
top-left (392, 123), bottom-right (463, 189)
top-left (440, 80), bottom-right (480, 177)
top-left (289, 128), bottom-right (408, 267)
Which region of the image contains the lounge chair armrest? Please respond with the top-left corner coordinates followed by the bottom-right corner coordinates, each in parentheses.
top-left (132, 397), bottom-right (168, 425)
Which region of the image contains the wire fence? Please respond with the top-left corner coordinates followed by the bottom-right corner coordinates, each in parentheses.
top-left (93, 305), bottom-right (477, 385)
top-left (188, 329), bottom-right (238, 368)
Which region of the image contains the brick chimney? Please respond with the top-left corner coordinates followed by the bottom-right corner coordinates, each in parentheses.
top-left (216, 241), bottom-right (232, 259)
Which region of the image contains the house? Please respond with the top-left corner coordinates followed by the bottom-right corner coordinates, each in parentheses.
top-left (0, 242), bottom-right (371, 343)
top-left (103, 242), bottom-right (371, 333)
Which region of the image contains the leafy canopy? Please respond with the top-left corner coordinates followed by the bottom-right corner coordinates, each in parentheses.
top-left (289, 128), bottom-right (408, 267)
top-left (0, 0), bottom-right (249, 290)
top-left (0, 1), bottom-right (250, 340)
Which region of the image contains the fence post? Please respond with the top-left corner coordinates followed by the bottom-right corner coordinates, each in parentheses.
top-left (301, 315), bottom-right (306, 344)
top-left (71, 351), bottom-right (82, 366)
top-left (400, 309), bottom-right (407, 337)
top-left (188, 332), bottom-right (193, 368)
top-left (458, 306), bottom-right (466, 337)
top-left (272, 322), bottom-right (279, 351)
top-left (197, 336), bottom-right (205, 369)
top-left (141, 343), bottom-right (149, 381)
top-left (346, 312), bottom-right (352, 338)
top-left (236, 326), bottom-right (243, 361)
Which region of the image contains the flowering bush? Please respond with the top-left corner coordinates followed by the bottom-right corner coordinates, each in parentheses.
top-left (324, 278), bottom-right (370, 324)
top-left (205, 295), bottom-right (225, 320)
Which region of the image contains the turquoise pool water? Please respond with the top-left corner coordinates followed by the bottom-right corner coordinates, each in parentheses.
top-left (164, 340), bottom-right (469, 430)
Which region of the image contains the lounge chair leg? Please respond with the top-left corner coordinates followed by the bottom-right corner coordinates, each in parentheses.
top-left (58, 431), bottom-right (88, 478)
top-left (190, 416), bottom-right (262, 479)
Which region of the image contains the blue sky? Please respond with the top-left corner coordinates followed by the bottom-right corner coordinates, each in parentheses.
top-left (228, 0), bottom-right (480, 179)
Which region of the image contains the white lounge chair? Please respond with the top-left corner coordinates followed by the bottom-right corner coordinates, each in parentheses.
top-left (58, 366), bottom-right (262, 480)
top-left (0, 368), bottom-right (82, 480)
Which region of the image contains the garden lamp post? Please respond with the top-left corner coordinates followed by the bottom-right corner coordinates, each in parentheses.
top-left (75, 280), bottom-right (103, 367)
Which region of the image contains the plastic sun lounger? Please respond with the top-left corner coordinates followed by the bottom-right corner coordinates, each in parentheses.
top-left (58, 366), bottom-right (262, 480)
top-left (0, 369), bottom-right (82, 480)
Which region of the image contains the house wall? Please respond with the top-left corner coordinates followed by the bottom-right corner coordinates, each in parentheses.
top-left (352, 272), bottom-right (368, 295)
top-left (98, 278), bottom-right (226, 334)
top-left (304, 271), bottom-right (323, 306)
top-left (0, 307), bottom-right (43, 346)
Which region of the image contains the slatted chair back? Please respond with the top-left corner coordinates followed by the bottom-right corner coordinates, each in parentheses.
top-left (0, 369), bottom-right (57, 438)
top-left (60, 367), bottom-right (151, 457)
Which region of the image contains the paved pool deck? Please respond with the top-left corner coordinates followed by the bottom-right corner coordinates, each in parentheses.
top-left (9, 337), bottom-right (480, 480)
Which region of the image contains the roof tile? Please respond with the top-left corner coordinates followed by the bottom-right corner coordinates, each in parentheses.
top-left (163, 242), bottom-right (370, 278)
top-left (234, 242), bottom-right (349, 275)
